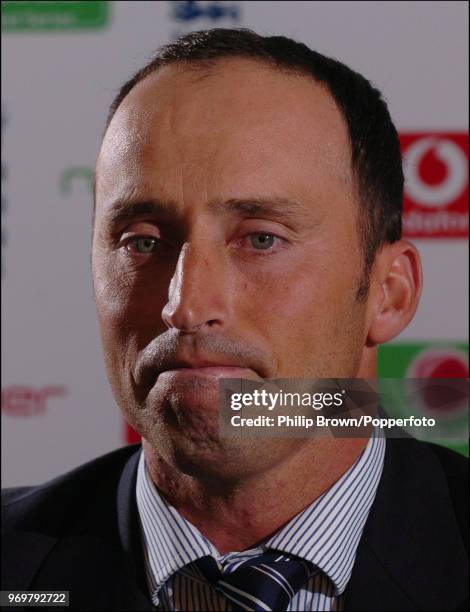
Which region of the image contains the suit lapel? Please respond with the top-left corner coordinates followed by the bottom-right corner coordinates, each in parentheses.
top-left (344, 437), bottom-right (468, 610)
top-left (116, 444), bottom-right (152, 598)
top-left (31, 533), bottom-right (153, 610)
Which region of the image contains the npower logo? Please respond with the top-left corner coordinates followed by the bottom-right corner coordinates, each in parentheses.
top-left (1, 385), bottom-right (67, 416)
top-left (400, 133), bottom-right (468, 238)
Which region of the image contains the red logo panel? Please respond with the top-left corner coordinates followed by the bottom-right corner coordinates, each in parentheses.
top-left (125, 422), bottom-right (141, 444)
top-left (400, 133), bottom-right (468, 238)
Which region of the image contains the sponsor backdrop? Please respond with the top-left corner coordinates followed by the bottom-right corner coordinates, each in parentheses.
top-left (2, 1), bottom-right (468, 486)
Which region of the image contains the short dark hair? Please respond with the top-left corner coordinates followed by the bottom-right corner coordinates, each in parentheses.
top-left (97, 28), bottom-right (403, 299)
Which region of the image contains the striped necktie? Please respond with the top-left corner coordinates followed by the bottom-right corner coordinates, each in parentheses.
top-left (190, 551), bottom-right (315, 611)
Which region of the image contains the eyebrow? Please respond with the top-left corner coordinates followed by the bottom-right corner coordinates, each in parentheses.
top-left (208, 197), bottom-right (308, 224)
top-left (104, 195), bottom-right (313, 228)
top-left (104, 199), bottom-right (177, 226)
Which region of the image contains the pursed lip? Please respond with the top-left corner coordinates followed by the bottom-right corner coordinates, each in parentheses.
top-left (136, 353), bottom-right (264, 394)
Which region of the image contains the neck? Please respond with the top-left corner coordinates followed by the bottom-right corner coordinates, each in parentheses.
top-left (141, 436), bottom-right (369, 554)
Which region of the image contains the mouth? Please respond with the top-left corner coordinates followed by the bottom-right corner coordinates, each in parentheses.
top-left (159, 365), bottom-right (259, 379)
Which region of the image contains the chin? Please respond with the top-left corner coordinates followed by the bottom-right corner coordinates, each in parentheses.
top-left (147, 421), bottom-right (297, 483)
top-left (154, 429), bottom-right (246, 480)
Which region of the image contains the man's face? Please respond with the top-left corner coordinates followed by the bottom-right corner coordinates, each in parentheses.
top-left (93, 59), bottom-right (370, 478)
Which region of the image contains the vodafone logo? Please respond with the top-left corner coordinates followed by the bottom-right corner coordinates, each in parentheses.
top-left (405, 138), bottom-right (468, 208)
top-left (406, 349), bottom-right (468, 417)
top-left (400, 133), bottom-right (468, 238)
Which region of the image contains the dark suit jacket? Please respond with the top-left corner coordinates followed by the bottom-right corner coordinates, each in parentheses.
top-left (1, 437), bottom-right (468, 611)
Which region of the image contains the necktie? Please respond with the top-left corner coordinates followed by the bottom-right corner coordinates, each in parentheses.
top-left (190, 551), bottom-right (314, 611)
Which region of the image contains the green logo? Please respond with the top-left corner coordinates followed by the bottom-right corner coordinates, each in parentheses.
top-left (2, 1), bottom-right (109, 32)
top-left (60, 166), bottom-right (93, 195)
top-left (378, 342), bottom-right (469, 456)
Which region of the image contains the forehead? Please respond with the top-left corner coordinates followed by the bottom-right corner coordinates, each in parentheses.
top-left (95, 58), bottom-right (354, 211)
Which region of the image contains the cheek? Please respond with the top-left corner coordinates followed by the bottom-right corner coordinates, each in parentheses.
top-left (239, 259), bottom-right (343, 326)
top-left (94, 255), bottom-right (170, 345)
top-left (92, 263), bottom-right (172, 409)
top-left (236, 258), bottom-right (362, 376)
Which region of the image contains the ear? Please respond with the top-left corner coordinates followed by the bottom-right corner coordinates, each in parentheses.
top-left (366, 240), bottom-right (422, 346)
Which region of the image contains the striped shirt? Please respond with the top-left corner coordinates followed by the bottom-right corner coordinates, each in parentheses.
top-left (136, 430), bottom-right (386, 611)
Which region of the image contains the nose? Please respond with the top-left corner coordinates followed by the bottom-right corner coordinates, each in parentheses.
top-left (162, 241), bottom-right (230, 333)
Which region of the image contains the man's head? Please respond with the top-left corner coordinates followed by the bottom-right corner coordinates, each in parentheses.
top-left (92, 29), bottom-right (421, 478)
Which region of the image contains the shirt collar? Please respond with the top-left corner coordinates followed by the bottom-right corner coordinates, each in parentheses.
top-left (136, 429), bottom-right (385, 599)
top-left (265, 430), bottom-right (386, 593)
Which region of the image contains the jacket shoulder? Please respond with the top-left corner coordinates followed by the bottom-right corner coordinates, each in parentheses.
top-left (423, 441), bottom-right (468, 480)
top-left (422, 442), bottom-right (468, 549)
top-left (1, 444), bottom-right (141, 535)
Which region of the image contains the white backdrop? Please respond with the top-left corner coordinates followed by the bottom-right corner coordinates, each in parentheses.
top-left (2, 1), bottom-right (468, 486)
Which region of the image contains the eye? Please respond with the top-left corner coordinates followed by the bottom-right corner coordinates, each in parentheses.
top-left (125, 236), bottom-right (159, 254)
top-left (249, 233), bottom-right (276, 250)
